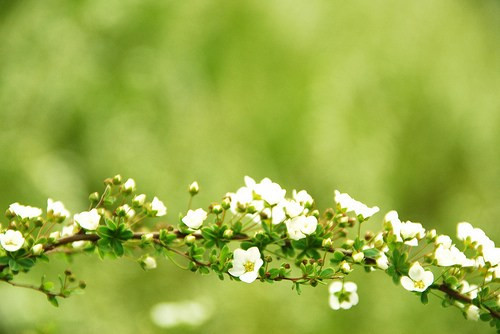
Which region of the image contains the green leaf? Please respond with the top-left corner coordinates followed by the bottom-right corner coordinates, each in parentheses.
top-left (362, 248), bottom-right (379, 258)
top-left (445, 276), bottom-right (459, 287)
top-left (97, 226), bottom-right (113, 239)
top-left (319, 268), bottom-right (334, 279)
top-left (332, 250), bottom-right (344, 262)
top-left (47, 295), bottom-right (59, 307)
top-left (112, 241), bottom-right (124, 257)
top-left (420, 291), bottom-right (429, 305)
top-left (480, 313), bottom-right (492, 322)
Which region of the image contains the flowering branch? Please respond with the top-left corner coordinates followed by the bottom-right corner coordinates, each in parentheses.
top-left (0, 175), bottom-right (498, 328)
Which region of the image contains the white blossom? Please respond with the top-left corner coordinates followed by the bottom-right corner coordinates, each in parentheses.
top-left (293, 190), bottom-right (314, 208)
top-left (400, 262), bottom-right (434, 292)
top-left (434, 244), bottom-right (474, 267)
top-left (122, 178), bottom-right (136, 192)
top-left (189, 181), bottom-right (199, 194)
top-left (0, 230), bottom-right (25, 252)
top-left (142, 256), bottom-right (157, 270)
top-left (61, 224), bottom-right (79, 237)
top-left (285, 216), bottom-right (318, 240)
top-left (182, 208), bottom-right (208, 230)
top-left (228, 247), bottom-right (263, 283)
top-left (482, 247), bottom-right (500, 266)
top-left (329, 281), bottom-right (359, 310)
top-left (74, 209), bottom-right (101, 230)
top-left (465, 305), bottom-right (480, 321)
top-left (8, 203), bottom-right (42, 220)
top-left (457, 222), bottom-right (495, 249)
top-left (151, 197), bottom-right (167, 217)
top-left (118, 204), bottom-right (136, 219)
top-left (376, 253), bottom-right (389, 270)
top-left (253, 178), bottom-right (286, 205)
top-left (352, 252), bottom-right (364, 263)
top-left (334, 190), bottom-right (379, 219)
top-left (47, 199), bottom-right (70, 219)
top-left (459, 281), bottom-right (478, 300)
top-left (49, 231), bottom-right (60, 239)
top-left (133, 194), bottom-right (146, 206)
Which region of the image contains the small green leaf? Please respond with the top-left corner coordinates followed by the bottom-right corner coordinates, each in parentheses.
top-left (47, 295), bottom-right (59, 307)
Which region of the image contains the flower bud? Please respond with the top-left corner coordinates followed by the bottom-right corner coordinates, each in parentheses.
top-left (141, 256), bottom-right (157, 270)
top-left (189, 182), bottom-right (199, 196)
top-left (79, 281), bottom-right (87, 289)
top-left (265, 256), bottom-right (273, 263)
top-left (322, 238), bottom-right (333, 249)
top-left (223, 229), bottom-right (233, 239)
top-left (121, 178), bottom-right (136, 194)
top-left (340, 261), bottom-right (352, 273)
top-left (352, 251), bottom-right (364, 263)
top-left (112, 174), bottom-right (123, 185)
top-left (221, 197), bottom-right (231, 210)
top-left (364, 231), bottom-right (374, 241)
top-left (32, 243), bottom-right (44, 255)
top-left (143, 233), bottom-right (154, 242)
top-left (132, 194), bottom-right (146, 207)
top-left (64, 269), bottom-right (73, 276)
top-left (185, 235), bottom-right (196, 245)
top-left (89, 192), bottom-right (100, 203)
top-left (211, 204), bottom-right (223, 215)
top-left (426, 229), bottom-right (437, 241)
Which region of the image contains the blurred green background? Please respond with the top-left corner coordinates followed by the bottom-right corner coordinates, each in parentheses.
top-left (0, 0), bottom-right (499, 333)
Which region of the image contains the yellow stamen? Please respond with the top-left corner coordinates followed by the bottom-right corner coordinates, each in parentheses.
top-left (244, 261), bottom-right (255, 273)
top-left (414, 280), bottom-right (425, 289)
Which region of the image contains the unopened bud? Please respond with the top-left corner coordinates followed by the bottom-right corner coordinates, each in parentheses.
top-left (352, 251), bottom-right (364, 263)
top-left (211, 204), bottom-right (223, 215)
top-left (189, 182), bottom-right (199, 195)
top-left (311, 210), bottom-right (320, 218)
top-left (79, 281), bottom-right (87, 289)
top-left (223, 229), bottom-right (233, 239)
top-left (364, 231), bottom-right (374, 241)
top-left (32, 244), bottom-right (44, 255)
top-left (340, 261), bottom-right (352, 273)
top-left (322, 238), bottom-right (333, 249)
top-left (132, 194), bottom-right (146, 207)
top-left (89, 192), bottom-right (100, 203)
top-left (122, 178), bottom-right (136, 194)
top-left (221, 197), bottom-right (231, 210)
top-left (112, 174), bottom-right (123, 185)
top-left (185, 235), bottom-right (196, 245)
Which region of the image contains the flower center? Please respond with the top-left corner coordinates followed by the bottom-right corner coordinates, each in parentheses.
top-left (244, 261), bottom-right (255, 273)
top-left (414, 280), bottom-right (425, 289)
top-left (5, 239), bottom-right (16, 246)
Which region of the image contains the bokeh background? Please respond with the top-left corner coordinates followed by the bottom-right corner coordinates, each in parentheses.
top-left (0, 0), bottom-right (499, 333)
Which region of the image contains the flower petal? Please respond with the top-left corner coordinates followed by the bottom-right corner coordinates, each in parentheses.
top-left (239, 271), bottom-right (258, 283)
top-left (343, 282), bottom-right (357, 292)
top-left (422, 271), bottom-right (434, 287)
top-left (400, 276), bottom-right (415, 291)
top-left (408, 262), bottom-right (424, 281)
top-left (329, 296), bottom-right (340, 310)
top-left (329, 281), bottom-right (343, 294)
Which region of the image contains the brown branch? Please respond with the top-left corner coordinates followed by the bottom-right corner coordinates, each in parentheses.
top-left (435, 283), bottom-right (499, 319)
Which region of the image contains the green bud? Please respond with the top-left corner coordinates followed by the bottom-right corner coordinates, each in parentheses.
top-left (79, 281), bottom-right (87, 289)
top-left (112, 174), bottom-right (123, 185)
top-left (265, 256), bottom-right (273, 263)
top-left (311, 210), bottom-right (320, 218)
top-left (211, 204), bottom-right (223, 215)
top-left (89, 192), bottom-right (100, 203)
top-left (322, 238), bottom-right (333, 249)
top-left (221, 197), bottom-right (231, 210)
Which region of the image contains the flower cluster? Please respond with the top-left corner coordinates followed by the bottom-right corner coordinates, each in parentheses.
top-left (0, 174), bottom-right (497, 328)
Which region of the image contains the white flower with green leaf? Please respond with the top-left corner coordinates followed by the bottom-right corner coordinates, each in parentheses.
top-left (400, 262), bottom-right (434, 292)
top-left (182, 208), bottom-right (208, 230)
top-left (328, 281), bottom-right (359, 310)
top-left (0, 230), bottom-right (25, 252)
top-left (228, 247), bottom-right (263, 283)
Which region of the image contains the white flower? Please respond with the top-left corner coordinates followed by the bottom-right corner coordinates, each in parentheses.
top-left (118, 204), bottom-right (136, 219)
top-left (133, 194), bottom-right (146, 206)
top-left (0, 230), bottom-right (25, 252)
top-left (72, 241), bottom-right (87, 249)
top-left (285, 216), bottom-right (318, 240)
top-left (142, 256), bottom-right (157, 270)
top-left (483, 247), bottom-right (500, 266)
top-left (465, 305), bottom-right (480, 321)
top-left (459, 281), bottom-right (478, 299)
top-left (435, 235), bottom-right (452, 248)
top-left (151, 197), bottom-right (167, 217)
top-left (340, 261), bottom-right (352, 273)
top-left (271, 203), bottom-right (286, 225)
top-left (182, 208), bottom-right (208, 230)
top-left (293, 190), bottom-right (314, 208)
top-left (399, 221), bottom-right (425, 246)
top-left (8, 203), bottom-right (42, 220)
top-left (61, 224), bottom-right (79, 237)
top-left (376, 253), bottom-right (389, 270)
top-left (47, 199), bottom-right (70, 220)
top-left (328, 281), bottom-right (359, 310)
top-left (434, 245), bottom-right (474, 267)
top-left (400, 262), bottom-right (434, 292)
top-left (32, 243), bottom-right (44, 255)
top-left (228, 247), bottom-right (263, 283)
top-left (74, 209), bottom-right (101, 230)
top-left (352, 252), bottom-right (364, 263)
top-left (457, 222), bottom-right (495, 249)
top-left (122, 178), bottom-right (136, 192)
top-left (49, 231), bottom-right (60, 239)
top-left (253, 178), bottom-right (286, 205)
top-left (283, 200), bottom-right (304, 218)
top-left (334, 190), bottom-right (379, 219)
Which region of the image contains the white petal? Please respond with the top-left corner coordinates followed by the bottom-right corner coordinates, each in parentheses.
top-left (228, 265), bottom-right (245, 277)
top-left (422, 271), bottom-right (434, 287)
top-left (232, 249), bottom-right (246, 262)
top-left (400, 276), bottom-right (415, 291)
top-left (340, 301), bottom-right (352, 309)
top-left (343, 282), bottom-right (357, 292)
top-left (349, 292), bottom-right (359, 306)
top-left (408, 262), bottom-right (424, 281)
top-left (239, 271), bottom-right (258, 283)
top-left (329, 296), bottom-right (340, 310)
top-left (329, 281), bottom-right (343, 294)
top-left (246, 247), bottom-right (261, 261)
top-left (254, 258), bottom-right (264, 271)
